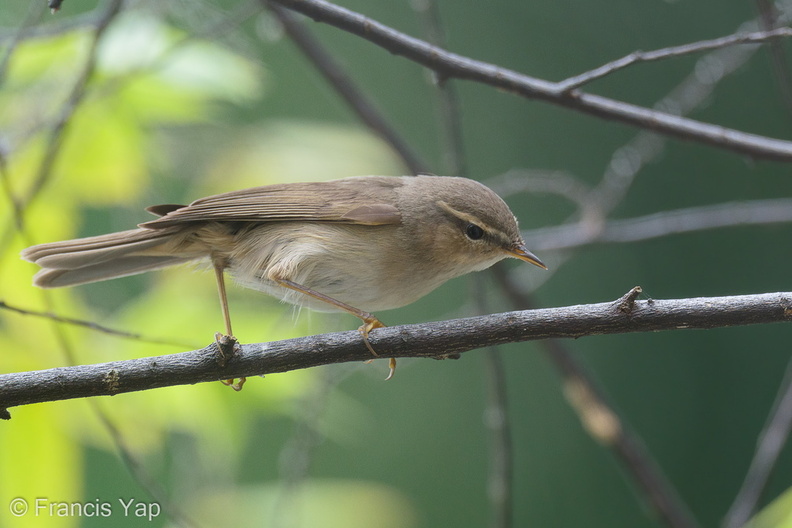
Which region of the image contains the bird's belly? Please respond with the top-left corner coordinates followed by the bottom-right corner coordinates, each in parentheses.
top-left (224, 222), bottom-right (475, 314)
top-left (231, 261), bottom-right (440, 313)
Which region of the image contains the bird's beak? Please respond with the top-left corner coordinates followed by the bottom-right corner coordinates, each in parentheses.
top-left (506, 243), bottom-right (547, 270)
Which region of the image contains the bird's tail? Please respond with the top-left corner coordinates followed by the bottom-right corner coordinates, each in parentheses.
top-left (21, 227), bottom-right (200, 288)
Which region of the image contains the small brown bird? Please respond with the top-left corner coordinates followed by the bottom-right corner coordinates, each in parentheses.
top-left (22, 175), bottom-right (546, 387)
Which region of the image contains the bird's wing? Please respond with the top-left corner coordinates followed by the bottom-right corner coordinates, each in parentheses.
top-left (140, 177), bottom-right (403, 229)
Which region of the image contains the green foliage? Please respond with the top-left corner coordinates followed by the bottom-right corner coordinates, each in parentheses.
top-left (745, 487), bottom-right (792, 528)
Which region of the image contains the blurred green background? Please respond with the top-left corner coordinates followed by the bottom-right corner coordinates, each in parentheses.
top-left (1, 1), bottom-right (792, 527)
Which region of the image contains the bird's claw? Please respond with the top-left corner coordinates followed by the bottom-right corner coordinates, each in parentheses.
top-left (357, 318), bottom-right (396, 380)
top-left (214, 332), bottom-right (245, 391)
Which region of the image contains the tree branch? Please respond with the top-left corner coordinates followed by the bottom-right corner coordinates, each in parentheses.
top-left (556, 27), bottom-right (792, 92)
top-left (1, 291), bottom-right (790, 419)
top-left (266, 0), bottom-right (792, 162)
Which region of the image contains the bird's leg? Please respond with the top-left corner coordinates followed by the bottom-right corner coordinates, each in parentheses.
top-left (213, 255), bottom-right (245, 391)
top-left (215, 257), bottom-right (234, 339)
top-left (273, 277), bottom-right (396, 380)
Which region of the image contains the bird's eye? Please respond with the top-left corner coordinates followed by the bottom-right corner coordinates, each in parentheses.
top-left (465, 223), bottom-right (485, 240)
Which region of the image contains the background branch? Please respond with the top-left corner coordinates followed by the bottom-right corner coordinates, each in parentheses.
top-left (522, 199), bottom-right (792, 252)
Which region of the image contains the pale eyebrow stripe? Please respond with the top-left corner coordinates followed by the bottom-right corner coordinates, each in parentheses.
top-left (435, 200), bottom-right (513, 245)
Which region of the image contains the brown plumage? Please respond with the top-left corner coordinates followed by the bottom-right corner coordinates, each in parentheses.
top-left (22, 175), bottom-right (545, 383)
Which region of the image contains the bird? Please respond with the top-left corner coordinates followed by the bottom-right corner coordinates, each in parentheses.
top-left (22, 175), bottom-right (546, 388)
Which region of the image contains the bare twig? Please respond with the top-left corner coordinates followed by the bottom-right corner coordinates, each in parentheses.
top-left (588, 15), bottom-right (779, 216)
top-left (89, 400), bottom-right (198, 528)
top-left (723, 359), bottom-right (792, 528)
top-left (473, 241), bottom-right (516, 528)
top-left (522, 198), bottom-right (792, 252)
top-left (755, 0), bottom-right (792, 117)
top-left (0, 3), bottom-right (45, 234)
top-left (553, 336), bottom-right (700, 528)
top-left (1, 291), bottom-right (790, 419)
top-left (412, 0), bottom-right (466, 177)
top-left (264, 1), bottom-right (429, 175)
top-left (271, 368), bottom-right (347, 528)
top-left (556, 27), bottom-right (792, 92)
top-left (505, 12), bottom-right (791, 262)
top-left (267, 0), bottom-right (792, 161)
top-left (488, 170), bottom-right (592, 211)
top-left (482, 346), bottom-right (514, 528)
top-left (0, 149), bottom-right (23, 233)
top-left (0, 300), bottom-right (198, 349)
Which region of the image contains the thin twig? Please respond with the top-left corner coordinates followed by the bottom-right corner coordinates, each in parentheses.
top-left (265, 1), bottom-right (429, 175)
top-left (723, 359), bottom-right (792, 528)
top-left (556, 27), bottom-right (792, 92)
top-left (0, 2), bottom-right (46, 235)
top-left (588, 14), bottom-right (775, 216)
top-left (473, 228), bottom-right (515, 528)
top-left (482, 346), bottom-right (514, 528)
top-left (552, 337), bottom-right (699, 528)
top-left (755, 0), bottom-right (792, 118)
top-left (522, 198), bottom-right (792, 252)
top-left (487, 169), bottom-right (593, 212)
top-left (0, 300), bottom-right (198, 349)
top-left (0, 148), bottom-right (24, 233)
top-left (90, 400), bottom-right (199, 528)
top-left (267, 0), bottom-right (792, 161)
top-left (271, 367), bottom-right (347, 528)
top-left (514, 11), bottom-right (789, 260)
top-left (413, 0), bottom-right (466, 177)
top-left (1, 291), bottom-right (791, 419)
